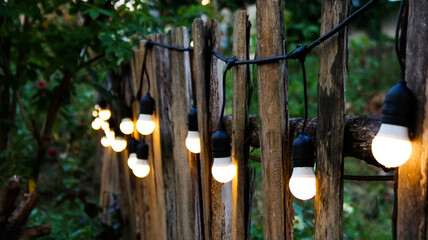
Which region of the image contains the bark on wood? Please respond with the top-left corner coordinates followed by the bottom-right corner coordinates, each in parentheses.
top-left (208, 19), bottom-right (233, 240)
top-left (18, 225), bottom-right (51, 240)
top-left (8, 192), bottom-right (39, 233)
top-left (146, 34), bottom-right (177, 240)
top-left (315, 0), bottom-right (347, 239)
top-left (396, 0), bottom-right (428, 238)
top-left (256, 0), bottom-right (288, 239)
top-left (168, 26), bottom-right (200, 240)
top-left (231, 10), bottom-right (251, 240)
top-left (192, 18), bottom-right (211, 239)
top-left (0, 176), bottom-right (21, 227)
top-left (222, 115), bottom-right (383, 169)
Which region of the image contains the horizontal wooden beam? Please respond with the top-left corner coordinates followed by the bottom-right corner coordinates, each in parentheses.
top-left (223, 115), bottom-right (386, 170)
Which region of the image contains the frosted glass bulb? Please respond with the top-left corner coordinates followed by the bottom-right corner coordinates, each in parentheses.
top-left (186, 131), bottom-right (201, 153)
top-left (99, 109), bottom-right (111, 121)
top-left (101, 136), bottom-right (110, 147)
top-left (371, 123), bottom-right (412, 168)
top-left (211, 157), bottom-right (236, 183)
top-left (107, 130), bottom-right (115, 146)
top-left (127, 153), bottom-right (137, 169)
top-left (92, 110), bottom-right (98, 117)
top-left (112, 137), bottom-right (127, 152)
top-left (201, 0), bottom-right (210, 5)
top-left (136, 114), bottom-right (155, 135)
top-left (91, 117), bottom-right (102, 130)
top-left (120, 118), bottom-right (134, 135)
top-left (101, 121), bottom-right (109, 132)
top-left (289, 167), bottom-right (316, 200)
top-left (133, 159), bottom-right (150, 178)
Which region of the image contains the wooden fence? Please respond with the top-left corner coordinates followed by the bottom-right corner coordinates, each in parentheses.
top-left (98, 0), bottom-right (428, 239)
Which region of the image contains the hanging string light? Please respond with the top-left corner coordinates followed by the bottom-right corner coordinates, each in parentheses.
top-left (98, 97), bottom-right (111, 121)
top-left (186, 107), bottom-right (201, 153)
top-left (211, 58), bottom-right (237, 183)
top-left (91, 117), bottom-right (103, 130)
top-left (288, 54), bottom-right (316, 200)
top-left (133, 139), bottom-right (151, 178)
top-left (112, 128), bottom-right (127, 152)
top-left (136, 42), bottom-right (156, 135)
top-left (120, 105), bottom-right (134, 135)
top-left (371, 0), bottom-right (413, 168)
top-left (127, 138), bottom-right (139, 169)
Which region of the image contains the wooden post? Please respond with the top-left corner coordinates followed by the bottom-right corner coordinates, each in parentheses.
top-left (208, 19), bottom-right (233, 240)
top-left (231, 10), bottom-right (251, 240)
top-left (256, 0), bottom-right (290, 239)
top-left (396, 0), bottom-right (428, 239)
top-left (146, 34), bottom-right (177, 240)
top-left (167, 26), bottom-right (200, 239)
top-left (314, 0), bottom-right (347, 239)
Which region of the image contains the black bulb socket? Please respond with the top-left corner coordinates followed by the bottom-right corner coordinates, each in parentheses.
top-left (292, 134), bottom-right (314, 168)
top-left (139, 93), bottom-right (154, 115)
top-left (98, 97), bottom-right (108, 109)
top-left (212, 130), bottom-right (231, 158)
top-left (188, 108), bottom-right (198, 131)
top-left (137, 140), bottom-right (149, 159)
top-left (381, 82), bottom-right (414, 127)
top-left (121, 105), bottom-right (133, 119)
top-left (107, 118), bottom-right (116, 130)
top-left (114, 127), bottom-right (124, 137)
top-left (128, 138), bottom-right (139, 154)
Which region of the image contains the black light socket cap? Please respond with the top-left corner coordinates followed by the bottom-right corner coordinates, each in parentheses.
top-left (139, 93), bottom-right (154, 115)
top-left (107, 118), bottom-right (116, 130)
top-left (114, 127), bottom-right (124, 137)
top-left (188, 108), bottom-right (198, 131)
top-left (292, 134), bottom-right (314, 168)
top-left (136, 140), bottom-right (149, 159)
top-left (98, 97), bottom-right (108, 109)
top-left (381, 82), bottom-right (414, 127)
top-left (212, 130), bottom-right (231, 158)
top-left (128, 138), bottom-right (139, 154)
top-left (121, 105), bottom-right (133, 119)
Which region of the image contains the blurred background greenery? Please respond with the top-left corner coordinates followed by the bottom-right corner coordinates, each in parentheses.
top-left (0, 0), bottom-right (401, 239)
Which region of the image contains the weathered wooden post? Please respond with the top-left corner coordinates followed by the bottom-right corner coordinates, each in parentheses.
top-left (231, 10), bottom-right (251, 240)
top-left (315, 0), bottom-right (348, 239)
top-left (396, 0), bottom-right (428, 239)
top-left (256, 0), bottom-right (293, 239)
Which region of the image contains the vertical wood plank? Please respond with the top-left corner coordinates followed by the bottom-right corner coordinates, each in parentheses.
top-left (192, 18), bottom-right (211, 239)
top-left (256, 0), bottom-right (287, 239)
top-left (314, 0), bottom-right (347, 239)
top-left (208, 19), bottom-right (233, 240)
top-left (168, 26), bottom-right (200, 240)
top-left (146, 34), bottom-right (177, 240)
top-left (231, 10), bottom-right (250, 240)
top-left (397, 0), bottom-right (428, 239)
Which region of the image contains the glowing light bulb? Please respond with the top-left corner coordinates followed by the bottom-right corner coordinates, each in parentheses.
top-left (289, 167), bottom-right (316, 200)
top-left (190, 41), bottom-right (194, 47)
top-left (128, 153), bottom-right (138, 169)
top-left (136, 114), bottom-right (155, 135)
top-left (92, 110), bottom-right (98, 117)
top-left (201, 0), bottom-right (210, 5)
top-left (112, 136), bottom-right (127, 152)
top-left (99, 109), bottom-right (111, 121)
top-left (101, 121), bottom-right (109, 133)
top-left (91, 117), bottom-right (102, 130)
top-left (120, 118), bottom-right (134, 135)
top-left (133, 159), bottom-right (150, 178)
top-left (186, 131), bottom-right (201, 153)
top-left (107, 130), bottom-right (115, 146)
top-left (211, 157), bottom-right (236, 183)
top-left (371, 123), bottom-right (412, 168)
top-left (101, 136), bottom-right (110, 147)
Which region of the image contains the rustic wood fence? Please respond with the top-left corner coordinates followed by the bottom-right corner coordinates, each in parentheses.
top-left (97, 0), bottom-right (428, 239)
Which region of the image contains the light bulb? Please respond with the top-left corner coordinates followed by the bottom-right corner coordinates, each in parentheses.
top-left (371, 123), bottom-right (412, 168)
top-left (92, 110), bottom-right (98, 117)
top-left (91, 117), bottom-right (102, 130)
top-left (201, 0), bottom-right (210, 5)
top-left (211, 157), bottom-right (236, 183)
top-left (99, 109), bottom-right (111, 121)
top-left (112, 136), bottom-right (127, 152)
top-left (186, 131), bottom-right (201, 153)
top-left (120, 118), bottom-right (134, 135)
top-left (128, 153), bottom-right (138, 169)
top-left (101, 121), bottom-right (109, 132)
top-left (289, 167), bottom-right (316, 200)
top-left (107, 130), bottom-right (115, 146)
top-left (133, 159), bottom-right (150, 178)
top-left (101, 136), bottom-right (110, 147)
top-left (136, 114), bottom-right (155, 135)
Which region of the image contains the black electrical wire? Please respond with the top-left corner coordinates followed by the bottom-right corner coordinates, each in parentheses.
top-left (218, 57), bottom-right (236, 130)
top-left (137, 42), bottom-right (152, 99)
top-left (148, 39), bottom-right (193, 52)
top-left (395, 0), bottom-right (407, 83)
top-left (299, 52), bottom-right (308, 134)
